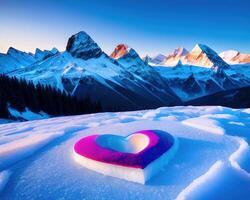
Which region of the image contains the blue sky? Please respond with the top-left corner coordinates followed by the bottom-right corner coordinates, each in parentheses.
top-left (0, 0), bottom-right (250, 56)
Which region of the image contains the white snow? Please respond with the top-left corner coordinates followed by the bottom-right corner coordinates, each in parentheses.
top-left (0, 170), bottom-right (12, 193)
top-left (148, 54), bottom-right (166, 65)
top-left (67, 31), bottom-right (100, 53)
top-left (182, 117), bottom-right (225, 135)
top-left (8, 107), bottom-right (49, 121)
top-left (9, 51), bottom-right (136, 93)
top-left (176, 160), bottom-right (224, 200)
top-left (0, 119), bottom-right (13, 125)
top-left (0, 106), bottom-right (250, 199)
top-left (219, 50), bottom-right (239, 64)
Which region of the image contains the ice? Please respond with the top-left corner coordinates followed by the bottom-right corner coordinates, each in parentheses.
top-left (0, 106), bottom-right (250, 199)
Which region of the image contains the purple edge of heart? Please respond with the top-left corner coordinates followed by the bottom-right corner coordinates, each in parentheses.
top-left (74, 130), bottom-right (174, 169)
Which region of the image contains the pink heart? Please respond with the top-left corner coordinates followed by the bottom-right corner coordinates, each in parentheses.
top-left (73, 130), bottom-right (177, 184)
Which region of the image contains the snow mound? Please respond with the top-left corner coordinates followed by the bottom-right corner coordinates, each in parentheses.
top-left (182, 117), bottom-right (225, 135)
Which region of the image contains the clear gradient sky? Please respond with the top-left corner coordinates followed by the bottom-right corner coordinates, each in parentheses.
top-left (0, 0), bottom-right (250, 56)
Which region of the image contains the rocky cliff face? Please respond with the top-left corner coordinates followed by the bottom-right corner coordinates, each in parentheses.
top-left (66, 31), bottom-right (102, 60)
top-left (110, 44), bottom-right (130, 59)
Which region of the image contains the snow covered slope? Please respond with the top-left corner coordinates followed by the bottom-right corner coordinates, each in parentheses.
top-left (110, 44), bottom-right (131, 59)
top-left (148, 45), bottom-right (250, 100)
top-left (0, 106), bottom-right (250, 199)
top-left (154, 60), bottom-right (250, 101)
top-left (220, 50), bottom-right (250, 64)
top-left (0, 47), bottom-right (59, 73)
top-left (8, 107), bottom-right (49, 121)
top-left (8, 32), bottom-right (180, 109)
top-left (66, 31), bottom-right (102, 60)
top-left (183, 44), bottom-right (230, 70)
top-left (0, 48), bottom-right (36, 73)
top-left (146, 54), bottom-right (166, 65)
top-left (115, 46), bottom-right (181, 105)
top-left (163, 47), bottom-right (188, 66)
top-left (34, 48), bottom-right (59, 61)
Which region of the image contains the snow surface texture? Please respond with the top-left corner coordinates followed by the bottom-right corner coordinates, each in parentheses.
top-left (0, 106), bottom-right (250, 199)
top-left (8, 107), bottom-right (49, 121)
top-left (73, 130), bottom-right (178, 184)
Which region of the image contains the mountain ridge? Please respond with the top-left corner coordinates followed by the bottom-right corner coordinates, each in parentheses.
top-left (1, 31), bottom-right (250, 110)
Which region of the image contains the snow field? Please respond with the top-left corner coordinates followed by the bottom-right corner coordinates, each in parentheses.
top-left (0, 106), bottom-right (249, 199)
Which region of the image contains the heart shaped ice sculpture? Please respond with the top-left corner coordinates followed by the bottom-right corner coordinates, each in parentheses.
top-left (73, 130), bottom-right (178, 184)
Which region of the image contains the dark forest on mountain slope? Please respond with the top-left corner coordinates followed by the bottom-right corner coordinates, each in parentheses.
top-left (0, 74), bottom-right (102, 119)
top-left (186, 86), bottom-right (250, 108)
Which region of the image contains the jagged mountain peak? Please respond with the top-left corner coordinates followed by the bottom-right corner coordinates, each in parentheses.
top-left (143, 55), bottom-right (151, 64)
top-left (162, 47), bottom-right (188, 66)
top-left (126, 48), bottom-right (139, 57)
top-left (66, 31), bottom-right (102, 60)
top-left (175, 59), bottom-right (183, 67)
top-left (117, 47), bottom-right (144, 64)
top-left (110, 44), bottom-right (143, 62)
top-left (7, 47), bottom-right (23, 55)
top-left (6, 47), bottom-right (34, 60)
top-left (219, 50), bottom-right (250, 64)
top-left (184, 44), bottom-right (230, 69)
top-left (151, 54), bottom-right (166, 60)
top-left (0, 47), bottom-right (37, 73)
top-left (170, 47), bottom-right (189, 57)
top-left (34, 47), bottom-right (59, 61)
top-left (220, 50), bottom-right (239, 58)
top-left (67, 31), bottom-right (92, 44)
top-left (51, 47), bottom-right (59, 54)
top-left (148, 54), bottom-right (166, 65)
top-left (35, 47), bottom-right (59, 55)
top-left (110, 44), bottom-right (131, 59)
top-left (192, 44), bottom-right (217, 54)
top-left (219, 50), bottom-right (240, 64)
top-left (35, 48), bottom-right (43, 55)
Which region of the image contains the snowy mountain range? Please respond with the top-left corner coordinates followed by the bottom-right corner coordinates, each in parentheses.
top-left (219, 50), bottom-right (250, 64)
top-left (162, 47), bottom-right (188, 66)
top-left (1, 31), bottom-right (250, 109)
top-left (147, 46), bottom-right (250, 67)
